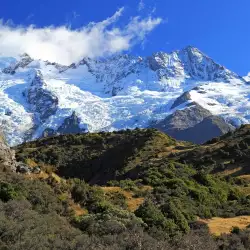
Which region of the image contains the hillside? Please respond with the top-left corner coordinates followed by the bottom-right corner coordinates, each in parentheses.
top-left (0, 127), bottom-right (248, 249)
top-left (14, 129), bottom-right (250, 225)
top-left (172, 124), bottom-right (250, 177)
top-left (15, 129), bottom-right (184, 184)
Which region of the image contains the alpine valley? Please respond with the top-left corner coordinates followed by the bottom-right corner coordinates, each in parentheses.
top-left (1, 46), bottom-right (249, 146)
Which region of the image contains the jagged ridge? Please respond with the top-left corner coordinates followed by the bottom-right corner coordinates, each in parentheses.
top-left (0, 46), bottom-right (249, 145)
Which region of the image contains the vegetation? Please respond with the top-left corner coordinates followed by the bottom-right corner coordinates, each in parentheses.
top-left (5, 126), bottom-right (250, 249)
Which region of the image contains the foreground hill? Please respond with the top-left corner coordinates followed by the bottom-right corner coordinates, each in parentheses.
top-left (0, 127), bottom-right (248, 249)
top-left (173, 124), bottom-right (250, 177)
top-left (15, 129), bottom-right (186, 184)
top-left (14, 129), bottom-right (250, 223)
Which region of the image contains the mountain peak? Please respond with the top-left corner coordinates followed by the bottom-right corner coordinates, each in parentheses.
top-left (0, 46), bottom-right (248, 146)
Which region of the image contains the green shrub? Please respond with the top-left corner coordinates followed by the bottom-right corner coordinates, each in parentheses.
top-left (0, 182), bottom-right (18, 202)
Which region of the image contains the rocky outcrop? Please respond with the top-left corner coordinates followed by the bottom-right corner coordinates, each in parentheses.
top-left (152, 104), bottom-right (233, 144)
top-left (171, 91), bottom-right (191, 109)
top-left (2, 54), bottom-right (33, 74)
top-left (16, 163), bottom-right (41, 175)
top-left (0, 131), bottom-right (16, 171)
top-left (42, 111), bottom-right (86, 137)
top-left (147, 51), bottom-right (185, 79)
top-left (26, 70), bottom-right (58, 121)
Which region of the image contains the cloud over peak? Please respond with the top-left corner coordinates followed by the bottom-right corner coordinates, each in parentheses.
top-left (0, 8), bottom-right (162, 65)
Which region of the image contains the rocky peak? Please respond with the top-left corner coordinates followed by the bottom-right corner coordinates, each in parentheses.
top-left (30, 70), bottom-right (45, 87)
top-left (151, 103), bottom-right (233, 144)
top-left (42, 111), bottom-right (86, 137)
top-left (26, 70), bottom-right (58, 121)
top-left (178, 46), bottom-right (243, 82)
top-left (171, 91), bottom-right (191, 109)
top-left (2, 53), bottom-right (33, 74)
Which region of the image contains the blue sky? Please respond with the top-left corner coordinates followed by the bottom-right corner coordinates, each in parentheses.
top-left (0, 0), bottom-right (250, 76)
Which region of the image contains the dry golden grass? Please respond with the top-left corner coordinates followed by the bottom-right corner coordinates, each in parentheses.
top-left (221, 167), bottom-right (242, 176)
top-left (25, 171), bottom-right (49, 180)
top-left (200, 216), bottom-right (250, 236)
top-left (239, 186), bottom-right (250, 196)
top-left (140, 185), bottom-right (153, 191)
top-left (238, 175), bottom-right (250, 181)
top-left (25, 158), bottom-right (38, 168)
top-left (101, 186), bottom-right (148, 212)
top-left (51, 173), bottom-right (62, 183)
top-left (24, 171), bottom-right (63, 183)
top-left (70, 203), bottom-right (88, 216)
top-left (24, 169), bottom-right (87, 217)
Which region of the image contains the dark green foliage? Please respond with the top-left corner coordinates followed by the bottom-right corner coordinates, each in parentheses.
top-left (135, 200), bottom-right (178, 235)
top-left (10, 126), bottom-right (250, 249)
top-left (14, 128), bottom-right (250, 236)
top-left (15, 129), bottom-right (176, 185)
top-left (231, 226), bottom-right (240, 234)
top-left (0, 182), bottom-right (18, 202)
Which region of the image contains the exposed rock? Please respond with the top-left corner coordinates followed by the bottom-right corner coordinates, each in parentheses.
top-left (171, 91), bottom-right (191, 109)
top-left (32, 166), bottom-right (41, 174)
top-left (5, 109), bottom-right (12, 116)
top-left (16, 163), bottom-right (30, 174)
top-left (148, 51), bottom-right (185, 79)
top-left (2, 54), bottom-right (33, 74)
top-left (42, 111), bottom-right (86, 137)
top-left (151, 104), bottom-right (233, 144)
top-left (0, 131), bottom-right (16, 171)
top-left (26, 70), bottom-right (58, 121)
top-left (16, 163), bottom-right (41, 175)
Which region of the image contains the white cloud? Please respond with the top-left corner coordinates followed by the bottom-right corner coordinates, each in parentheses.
top-left (0, 8), bottom-right (162, 65)
top-left (138, 0), bottom-right (145, 11)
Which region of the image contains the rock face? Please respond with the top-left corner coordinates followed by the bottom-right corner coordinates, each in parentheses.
top-left (26, 70), bottom-right (58, 121)
top-left (0, 132), bottom-right (16, 171)
top-left (171, 92), bottom-right (191, 109)
top-left (152, 104), bottom-right (233, 144)
top-left (2, 54), bottom-right (33, 74)
top-left (42, 112), bottom-right (85, 137)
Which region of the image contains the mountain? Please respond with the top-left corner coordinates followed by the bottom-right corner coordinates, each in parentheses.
top-left (0, 46), bottom-right (249, 145)
top-left (151, 103), bottom-right (233, 144)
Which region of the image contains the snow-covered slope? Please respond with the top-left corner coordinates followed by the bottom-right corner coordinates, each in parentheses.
top-left (244, 73), bottom-right (250, 82)
top-left (0, 46), bottom-right (248, 145)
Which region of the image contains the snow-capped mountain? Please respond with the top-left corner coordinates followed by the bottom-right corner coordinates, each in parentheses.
top-left (0, 46), bottom-right (249, 145)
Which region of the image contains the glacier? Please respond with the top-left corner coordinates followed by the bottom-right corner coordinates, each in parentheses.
top-left (0, 46), bottom-right (249, 146)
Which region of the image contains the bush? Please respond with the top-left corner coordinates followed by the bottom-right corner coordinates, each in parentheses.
top-left (135, 201), bottom-right (178, 235)
top-left (0, 182), bottom-right (18, 202)
top-left (231, 226), bottom-right (240, 234)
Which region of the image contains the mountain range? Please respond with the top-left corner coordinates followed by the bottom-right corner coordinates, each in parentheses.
top-left (0, 46), bottom-right (249, 146)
